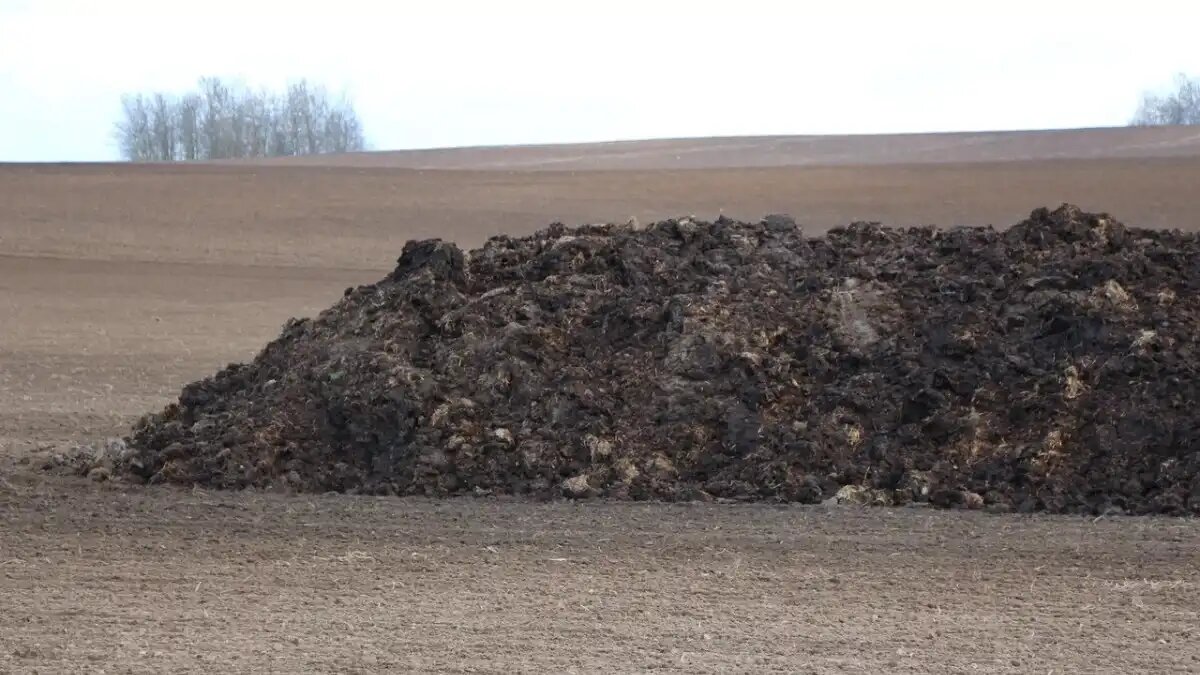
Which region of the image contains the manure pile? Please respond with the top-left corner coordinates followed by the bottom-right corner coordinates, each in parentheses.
top-left (123, 205), bottom-right (1200, 514)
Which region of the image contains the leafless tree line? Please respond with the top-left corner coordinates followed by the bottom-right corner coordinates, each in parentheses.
top-left (114, 77), bottom-right (366, 161)
top-left (1131, 73), bottom-right (1200, 126)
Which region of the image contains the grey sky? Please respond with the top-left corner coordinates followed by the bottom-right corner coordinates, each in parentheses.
top-left (2, 0), bottom-right (1199, 161)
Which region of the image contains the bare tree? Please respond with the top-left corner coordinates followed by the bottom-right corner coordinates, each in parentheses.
top-left (114, 95), bottom-right (152, 161)
top-left (325, 91), bottom-right (365, 153)
top-left (114, 77), bottom-right (367, 161)
top-left (240, 89), bottom-right (271, 158)
top-left (1131, 74), bottom-right (1200, 126)
top-left (198, 77), bottom-right (232, 159)
top-left (178, 94), bottom-right (201, 161)
top-left (150, 93), bottom-right (176, 162)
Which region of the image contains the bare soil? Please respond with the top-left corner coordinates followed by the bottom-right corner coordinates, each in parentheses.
top-left (261, 126), bottom-right (1200, 170)
top-left (3, 133), bottom-right (1200, 672)
top-left (1, 476), bottom-right (1197, 673)
top-left (4, 158), bottom-right (1200, 270)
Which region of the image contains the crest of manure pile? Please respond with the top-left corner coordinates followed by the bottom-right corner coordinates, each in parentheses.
top-left (119, 205), bottom-right (1200, 514)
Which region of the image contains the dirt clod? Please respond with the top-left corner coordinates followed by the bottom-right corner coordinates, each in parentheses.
top-left (962, 491), bottom-right (985, 510)
top-left (121, 205), bottom-right (1200, 514)
top-left (561, 474), bottom-right (595, 499)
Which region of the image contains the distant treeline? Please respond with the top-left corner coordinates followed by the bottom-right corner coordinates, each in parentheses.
top-left (1131, 73), bottom-right (1200, 126)
top-left (114, 77), bottom-right (366, 161)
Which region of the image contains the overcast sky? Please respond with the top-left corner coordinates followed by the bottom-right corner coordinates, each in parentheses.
top-left (2, 0), bottom-right (1199, 161)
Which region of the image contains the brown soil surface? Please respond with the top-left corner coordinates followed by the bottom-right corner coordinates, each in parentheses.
top-left (260, 126), bottom-right (1200, 170)
top-left (3, 158), bottom-right (1200, 269)
top-left (3, 132), bottom-right (1200, 671)
top-left (1, 477), bottom-right (1197, 673)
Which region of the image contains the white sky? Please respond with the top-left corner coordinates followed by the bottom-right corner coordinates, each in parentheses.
top-left (2, 0), bottom-right (1199, 161)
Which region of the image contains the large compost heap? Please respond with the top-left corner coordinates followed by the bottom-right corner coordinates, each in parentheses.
top-left (121, 205), bottom-right (1200, 514)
